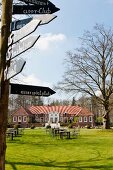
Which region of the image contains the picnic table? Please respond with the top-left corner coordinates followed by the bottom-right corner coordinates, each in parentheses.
top-left (52, 128), bottom-right (60, 137)
top-left (59, 130), bottom-right (70, 139)
top-left (6, 130), bottom-right (15, 140)
top-left (50, 127), bottom-right (80, 139)
top-left (51, 128), bottom-right (71, 139)
top-left (6, 128), bottom-right (24, 140)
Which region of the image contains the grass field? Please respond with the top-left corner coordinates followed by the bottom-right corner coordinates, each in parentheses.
top-left (5, 128), bottom-right (113, 170)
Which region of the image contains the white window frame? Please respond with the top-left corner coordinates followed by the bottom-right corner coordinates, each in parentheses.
top-left (18, 116), bottom-right (22, 122)
top-left (79, 116), bottom-right (82, 122)
top-left (84, 116), bottom-right (87, 122)
top-left (89, 116), bottom-right (92, 122)
top-left (13, 116), bottom-right (17, 122)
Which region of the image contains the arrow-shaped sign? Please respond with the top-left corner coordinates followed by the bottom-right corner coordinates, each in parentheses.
top-left (13, 4), bottom-right (60, 15)
top-left (11, 14), bottom-right (57, 31)
top-left (9, 35), bottom-right (40, 59)
top-left (11, 19), bottom-right (41, 44)
top-left (5, 58), bottom-right (26, 80)
top-left (33, 14), bottom-right (57, 25)
top-left (10, 83), bottom-right (56, 96)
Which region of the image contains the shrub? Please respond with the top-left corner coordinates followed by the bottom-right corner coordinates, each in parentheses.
top-left (87, 125), bottom-right (91, 129)
top-left (30, 125), bottom-right (35, 129)
top-left (68, 123), bottom-right (73, 128)
top-left (60, 122), bottom-right (68, 127)
top-left (14, 124), bottom-right (19, 130)
top-left (46, 125), bottom-right (51, 129)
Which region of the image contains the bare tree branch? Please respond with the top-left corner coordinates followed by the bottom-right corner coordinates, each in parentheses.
top-left (56, 24), bottom-right (113, 129)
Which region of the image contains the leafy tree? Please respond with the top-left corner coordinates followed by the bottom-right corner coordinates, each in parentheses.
top-left (57, 24), bottom-right (113, 129)
top-left (96, 116), bottom-right (103, 126)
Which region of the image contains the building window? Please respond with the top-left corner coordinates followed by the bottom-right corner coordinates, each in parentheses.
top-left (60, 117), bottom-right (63, 122)
top-left (40, 117), bottom-right (44, 122)
top-left (23, 116), bottom-right (27, 122)
top-left (18, 116), bottom-right (22, 122)
top-left (84, 116), bottom-right (87, 122)
top-left (13, 116), bottom-right (17, 122)
top-left (55, 117), bottom-right (58, 123)
top-left (45, 117), bottom-right (47, 122)
top-left (79, 116), bottom-right (82, 122)
top-left (89, 116), bottom-right (92, 122)
top-left (50, 118), bottom-right (53, 123)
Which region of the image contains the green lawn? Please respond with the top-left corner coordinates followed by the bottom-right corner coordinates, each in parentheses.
top-left (6, 128), bottom-right (113, 170)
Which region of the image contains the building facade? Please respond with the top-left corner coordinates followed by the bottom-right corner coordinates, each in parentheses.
top-left (11, 105), bottom-right (94, 127)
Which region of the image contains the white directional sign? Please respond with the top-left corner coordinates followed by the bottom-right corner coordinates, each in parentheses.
top-left (6, 58), bottom-right (26, 80)
top-left (12, 19), bottom-right (41, 44)
top-left (33, 14), bottom-right (57, 25)
top-left (8, 35), bottom-right (40, 59)
top-left (11, 14), bottom-right (57, 31)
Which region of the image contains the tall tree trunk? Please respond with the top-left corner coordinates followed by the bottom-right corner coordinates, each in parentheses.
top-left (0, 0), bottom-right (12, 169)
top-left (0, 80), bottom-right (9, 170)
top-left (104, 101), bottom-right (110, 129)
top-left (105, 112), bottom-right (110, 129)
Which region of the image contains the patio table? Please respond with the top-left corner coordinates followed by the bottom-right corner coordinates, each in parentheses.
top-left (59, 131), bottom-right (70, 139)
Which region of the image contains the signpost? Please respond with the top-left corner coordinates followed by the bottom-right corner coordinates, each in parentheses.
top-left (0, 0), bottom-right (59, 168)
top-left (5, 58), bottom-right (26, 80)
top-left (13, 4), bottom-right (60, 15)
top-left (8, 35), bottom-right (40, 59)
top-left (12, 19), bottom-right (41, 44)
top-left (10, 83), bottom-right (56, 96)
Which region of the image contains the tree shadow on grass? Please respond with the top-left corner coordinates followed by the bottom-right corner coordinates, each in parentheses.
top-left (6, 157), bottom-right (113, 170)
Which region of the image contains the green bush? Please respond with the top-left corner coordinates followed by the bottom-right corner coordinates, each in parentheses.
top-left (68, 123), bottom-right (73, 128)
top-left (30, 125), bottom-right (35, 129)
top-left (14, 124), bottom-right (19, 130)
top-left (60, 122), bottom-right (68, 127)
top-left (46, 125), bottom-right (51, 129)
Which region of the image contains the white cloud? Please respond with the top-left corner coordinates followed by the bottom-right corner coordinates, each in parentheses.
top-left (35, 33), bottom-right (66, 51)
top-left (95, 90), bottom-right (102, 97)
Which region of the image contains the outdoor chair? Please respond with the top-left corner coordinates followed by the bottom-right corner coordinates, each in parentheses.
top-left (70, 127), bottom-right (80, 139)
top-left (51, 128), bottom-right (60, 137)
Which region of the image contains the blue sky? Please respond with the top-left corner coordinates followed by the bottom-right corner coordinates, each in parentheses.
top-left (11, 0), bottom-right (113, 101)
